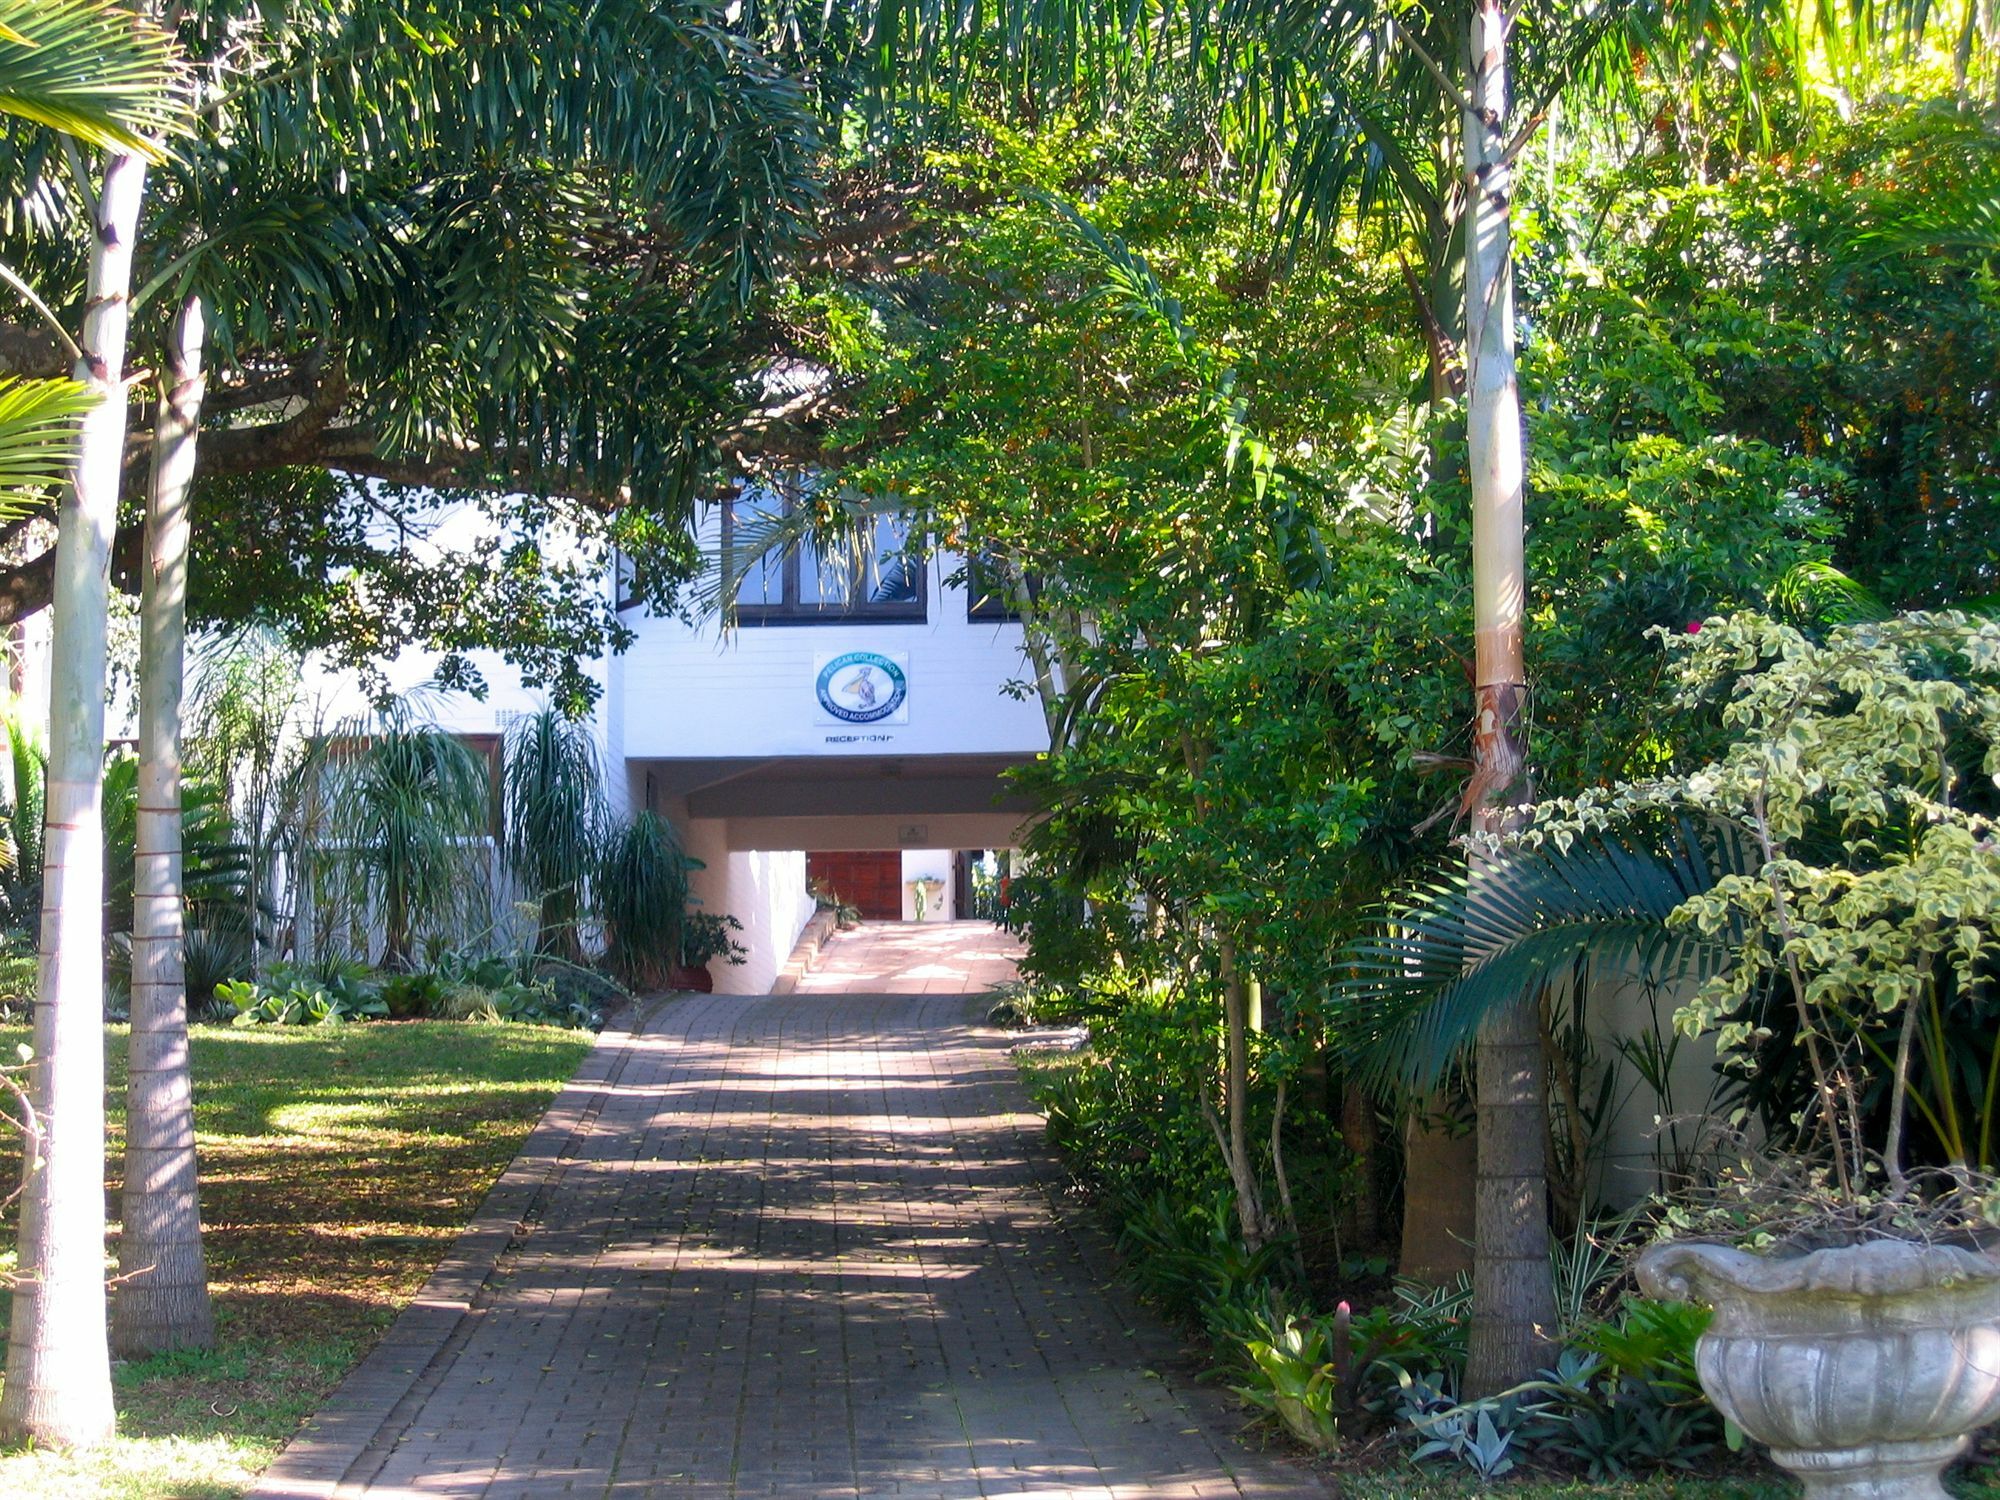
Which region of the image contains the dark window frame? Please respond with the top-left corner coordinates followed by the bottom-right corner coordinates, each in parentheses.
top-left (723, 487), bottom-right (928, 626)
top-left (965, 547), bottom-right (1037, 623)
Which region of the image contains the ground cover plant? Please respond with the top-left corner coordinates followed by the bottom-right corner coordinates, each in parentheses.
top-left (0, 1020), bottom-right (591, 1499)
top-left (1018, 1045), bottom-right (2000, 1494)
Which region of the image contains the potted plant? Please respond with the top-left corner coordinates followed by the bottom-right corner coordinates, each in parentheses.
top-left (908, 874), bottom-right (944, 922)
top-left (1518, 612), bottom-right (2000, 1498)
top-left (809, 878), bottom-right (862, 931)
top-left (671, 910), bottom-right (747, 992)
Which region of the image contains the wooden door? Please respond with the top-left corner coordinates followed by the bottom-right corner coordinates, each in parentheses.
top-left (806, 851), bottom-right (902, 920)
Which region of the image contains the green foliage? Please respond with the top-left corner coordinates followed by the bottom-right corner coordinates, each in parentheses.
top-left (1382, 1299), bottom-right (1721, 1482)
top-left (1031, 993), bottom-right (1234, 1213)
top-left (320, 706), bottom-right (493, 970)
top-left (680, 910), bottom-right (747, 970)
top-left (1529, 611), bottom-right (2000, 1193)
top-left (1547, 102), bottom-right (2000, 613)
top-left (217, 975), bottom-right (386, 1028)
top-left (221, 948), bottom-right (602, 1030)
top-left (598, 812), bottom-right (692, 987)
top-left (1114, 1189), bottom-right (1291, 1332)
top-left (1574, 1298), bottom-right (1711, 1402)
top-left (1234, 1311), bottom-right (1346, 1452)
top-left (0, 712), bottom-right (44, 932)
top-left (182, 925), bottom-right (254, 1018)
top-left (502, 706), bottom-right (606, 960)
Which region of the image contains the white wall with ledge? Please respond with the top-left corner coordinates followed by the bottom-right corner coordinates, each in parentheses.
top-left (682, 815), bottom-right (814, 995)
top-left (616, 508), bottom-right (1048, 763)
top-left (899, 849), bottom-right (955, 922)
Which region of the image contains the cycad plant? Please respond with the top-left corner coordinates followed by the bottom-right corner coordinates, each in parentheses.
top-left (100, 754), bottom-right (249, 940)
top-left (1339, 823), bottom-right (1750, 1098)
top-left (322, 706), bottom-right (492, 970)
top-left (599, 812), bottom-right (692, 988)
top-left (503, 707), bottom-right (606, 962)
top-left (1335, 823), bottom-right (1751, 1236)
top-left (0, 714), bottom-right (46, 933)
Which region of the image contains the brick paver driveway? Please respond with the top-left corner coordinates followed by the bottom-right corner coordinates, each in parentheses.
top-left (794, 921), bottom-right (1025, 996)
top-left (257, 932), bottom-right (1323, 1499)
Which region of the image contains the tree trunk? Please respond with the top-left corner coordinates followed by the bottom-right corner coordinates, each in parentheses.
top-left (0, 147), bottom-right (149, 1451)
top-left (1339, 1080), bottom-right (1383, 1252)
top-left (1398, 1106), bottom-right (1476, 1283)
top-left (1461, 0), bottom-right (1556, 1398)
top-left (1217, 936), bottom-right (1268, 1249)
top-left (116, 293), bottom-right (215, 1357)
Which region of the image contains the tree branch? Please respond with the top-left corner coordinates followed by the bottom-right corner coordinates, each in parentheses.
top-left (0, 320), bottom-right (71, 380)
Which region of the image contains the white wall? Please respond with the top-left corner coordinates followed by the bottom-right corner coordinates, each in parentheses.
top-left (1580, 964), bottom-right (1732, 1210)
top-left (616, 509), bottom-right (1048, 762)
top-left (684, 816), bottom-right (813, 994)
top-left (899, 849), bottom-right (954, 922)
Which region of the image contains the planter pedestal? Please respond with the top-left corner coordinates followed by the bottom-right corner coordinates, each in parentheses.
top-left (1770, 1437), bottom-right (1965, 1500)
top-left (1638, 1239), bottom-right (2000, 1500)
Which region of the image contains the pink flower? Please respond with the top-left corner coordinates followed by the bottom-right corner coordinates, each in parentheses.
top-left (1687, 621), bottom-right (1702, 634)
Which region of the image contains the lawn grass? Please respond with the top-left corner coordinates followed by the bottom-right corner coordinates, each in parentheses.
top-left (0, 1019), bottom-right (595, 1499)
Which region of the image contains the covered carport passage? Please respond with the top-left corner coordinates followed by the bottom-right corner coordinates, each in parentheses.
top-left (629, 751), bottom-right (1036, 992)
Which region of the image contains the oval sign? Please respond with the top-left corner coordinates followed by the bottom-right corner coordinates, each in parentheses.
top-left (815, 651), bottom-right (907, 724)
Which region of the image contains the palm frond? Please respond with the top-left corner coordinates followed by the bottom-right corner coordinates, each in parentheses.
top-left (320, 702), bottom-right (492, 967)
top-left (0, 0), bottom-right (184, 154)
top-left (1774, 560), bottom-right (1892, 628)
top-left (1337, 822), bottom-right (1755, 1096)
top-left (503, 705), bottom-right (606, 957)
top-left (0, 376), bottom-right (92, 519)
top-left (221, 0), bottom-right (821, 302)
top-left (599, 812), bottom-right (692, 986)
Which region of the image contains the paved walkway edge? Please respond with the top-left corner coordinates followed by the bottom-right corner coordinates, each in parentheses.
top-left (247, 1017), bottom-right (642, 1500)
top-left (768, 908), bottom-right (838, 994)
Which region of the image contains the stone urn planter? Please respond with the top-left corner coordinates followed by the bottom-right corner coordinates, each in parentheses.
top-left (1637, 1238), bottom-right (2000, 1499)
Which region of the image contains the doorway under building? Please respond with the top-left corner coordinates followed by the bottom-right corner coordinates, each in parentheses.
top-left (806, 851), bottom-right (901, 921)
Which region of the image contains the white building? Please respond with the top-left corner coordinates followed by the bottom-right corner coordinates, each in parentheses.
top-left (300, 492), bottom-right (1049, 992)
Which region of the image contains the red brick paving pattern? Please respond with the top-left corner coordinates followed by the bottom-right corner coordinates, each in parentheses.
top-left (255, 924), bottom-right (1325, 1498)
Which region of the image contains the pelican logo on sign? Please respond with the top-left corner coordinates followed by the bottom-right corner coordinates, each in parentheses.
top-left (815, 651), bottom-right (907, 724)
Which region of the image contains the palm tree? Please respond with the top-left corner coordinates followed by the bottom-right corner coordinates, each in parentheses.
top-left (119, 291), bottom-right (213, 1355)
top-left (105, 0), bottom-right (819, 1356)
top-left (503, 707), bottom-right (607, 963)
top-left (323, 707), bottom-right (492, 970)
top-left (0, 0), bottom-right (184, 1450)
top-left (600, 812), bottom-right (693, 988)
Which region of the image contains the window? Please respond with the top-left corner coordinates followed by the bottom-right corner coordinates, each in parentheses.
top-left (725, 480), bottom-right (926, 624)
top-left (965, 546), bottom-right (1037, 622)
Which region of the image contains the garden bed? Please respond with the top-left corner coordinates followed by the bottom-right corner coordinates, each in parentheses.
top-left (0, 1019), bottom-right (594, 1499)
top-left (1014, 1046), bottom-right (2000, 1499)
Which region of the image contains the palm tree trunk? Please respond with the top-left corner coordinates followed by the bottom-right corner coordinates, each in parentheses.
top-left (0, 146), bottom-right (149, 1451)
top-left (116, 292), bottom-right (215, 1357)
top-left (1460, 0), bottom-right (1555, 1398)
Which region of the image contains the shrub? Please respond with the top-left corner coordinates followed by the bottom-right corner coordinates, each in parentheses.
top-left (599, 813), bottom-right (691, 986)
top-left (216, 975), bottom-right (386, 1027)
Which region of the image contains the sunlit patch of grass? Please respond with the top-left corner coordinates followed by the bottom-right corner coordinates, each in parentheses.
top-left (0, 1019), bottom-right (592, 1498)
